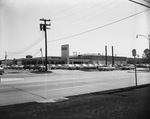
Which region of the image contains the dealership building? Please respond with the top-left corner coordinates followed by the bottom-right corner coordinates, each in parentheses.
top-left (0, 44), bottom-right (142, 66)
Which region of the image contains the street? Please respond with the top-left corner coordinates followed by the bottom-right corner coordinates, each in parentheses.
top-left (0, 69), bottom-right (150, 106)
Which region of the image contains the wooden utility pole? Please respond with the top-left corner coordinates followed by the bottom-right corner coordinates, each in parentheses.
top-left (112, 46), bottom-right (114, 67)
top-left (40, 18), bottom-right (51, 71)
top-left (105, 46), bottom-right (107, 66)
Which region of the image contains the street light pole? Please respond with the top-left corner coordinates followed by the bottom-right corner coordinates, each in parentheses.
top-left (136, 35), bottom-right (150, 50)
top-left (136, 34), bottom-right (150, 69)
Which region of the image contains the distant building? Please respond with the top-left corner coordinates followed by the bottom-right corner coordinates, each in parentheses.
top-left (70, 55), bottom-right (127, 65)
top-left (0, 59), bottom-right (13, 66)
top-left (0, 44), bottom-right (143, 66)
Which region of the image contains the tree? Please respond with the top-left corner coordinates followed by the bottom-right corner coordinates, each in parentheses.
top-left (142, 48), bottom-right (150, 69)
top-left (143, 49), bottom-right (150, 60)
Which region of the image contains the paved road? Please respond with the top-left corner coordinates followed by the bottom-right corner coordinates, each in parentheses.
top-left (0, 69), bottom-right (150, 106)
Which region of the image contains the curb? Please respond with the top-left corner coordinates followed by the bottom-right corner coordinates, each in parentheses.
top-left (67, 83), bottom-right (150, 98)
top-left (95, 84), bottom-right (150, 95)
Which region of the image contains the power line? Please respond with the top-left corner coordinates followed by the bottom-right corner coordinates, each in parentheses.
top-left (6, 32), bottom-right (45, 54)
top-left (52, 0), bottom-right (117, 21)
top-left (0, 49), bottom-right (41, 59)
top-left (33, 49), bottom-right (40, 57)
top-left (53, 0), bottom-right (122, 32)
top-left (48, 9), bottom-right (150, 43)
top-left (18, 32), bottom-right (45, 53)
top-left (52, 0), bottom-right (110, 21)
top-left (51, 0), bottom-right (88, 19)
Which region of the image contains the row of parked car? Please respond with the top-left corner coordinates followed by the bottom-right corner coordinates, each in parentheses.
top-left (3, 65), bottom-right (46, 71)
top-left (48, 64), bottom-right (116, 71)
top-left (2, 64), bottom-right (116, 71)
top-left (50, 64), bottom-right (136, 71)
top-left (1, 64), bottom-right (137, 73)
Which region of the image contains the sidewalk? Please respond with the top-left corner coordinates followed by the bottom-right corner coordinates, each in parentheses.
top-left (0, 84), bottom-right (150, 119)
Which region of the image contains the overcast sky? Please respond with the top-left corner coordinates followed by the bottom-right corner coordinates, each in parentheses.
top-left (0, 0), bottom-right (150, 59)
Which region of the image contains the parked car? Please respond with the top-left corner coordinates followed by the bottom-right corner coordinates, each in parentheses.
top-left (121, 65), bottom-right (134, 70)
top-left (0, 66), bottom-right (4, 75)
top-left (98, 65), bottom-right (115, 71)
top-left (23, 65), bottom-right (34, 70)
top-left (33, 65), bottom-right (45, 71)
top-left (11, 65), bottom-right (19, 69)
top-left (81, 64), bottom-right (89, 69)
top-left (88, 64), bottom-right (96, 69)
top-left (62, 64), bottom-right (76, 70)
top-left (68, 64), bottom-right (76, 70)
top-left (49, 64), bottom-right (57, 69)
top-left (74, 64), bottom-right (82, 70)
top-left (18, 65), bottom-right (24, 70)
top-left (103, 66), bottom-right (115, 71)
top-left (93, 64), bottom-right (99, 69)
top-left (56, 64), bottom-right (62, 69)
top-left (97, 66), bottom-right (104, 71)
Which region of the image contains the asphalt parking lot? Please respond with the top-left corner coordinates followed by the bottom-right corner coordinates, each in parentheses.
top-left (0, 68), bottom-right (150, 106)
top-left (0, 83), bottom-right (150, 119)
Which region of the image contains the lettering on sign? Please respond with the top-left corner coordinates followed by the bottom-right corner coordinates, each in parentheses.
top-left (62, 47), bottom-right (67, 50)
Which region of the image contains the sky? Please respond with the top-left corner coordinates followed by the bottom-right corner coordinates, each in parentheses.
top-left (0, 0), bottom-right (150, 60)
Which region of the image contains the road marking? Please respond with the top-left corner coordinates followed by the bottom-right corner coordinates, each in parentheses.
top-left (0, 78), bottom-right (24, 82)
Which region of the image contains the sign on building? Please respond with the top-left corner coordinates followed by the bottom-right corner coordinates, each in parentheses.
top-left (61, 44), bottom-right (69, 64)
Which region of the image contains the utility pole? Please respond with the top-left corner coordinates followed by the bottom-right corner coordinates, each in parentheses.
top-left (105, 46), bottom-right (107, 66)
top-left (112, 46), bottom-right (114, 67)
top-left (39, 18), bottom-right (51, 71)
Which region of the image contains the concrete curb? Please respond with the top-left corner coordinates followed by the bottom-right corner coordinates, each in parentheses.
top-left (95, 84), bottom-right (150, 95)
top-left (67, 84), bottom-right (150, 98)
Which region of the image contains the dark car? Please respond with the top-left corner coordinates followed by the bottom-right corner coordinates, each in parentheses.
top-left (23, 65), bottom-right (34, 70)
top-left (121, 65), bottom-right (134, 70)
top-left (33, 65), bottom-right (45, 71)
top-left (0, 66), bottom-right (4, 75)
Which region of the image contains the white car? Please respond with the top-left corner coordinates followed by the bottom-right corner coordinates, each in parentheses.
top-left (56, 64), bottom-right (62, 69)
top-left (98, 66), bottom-right (115, 71)
top-left (49, 64), bottom-right (56, 69)
top-left (88, 64), bottom-right (96, 69)
top-left (81, 64), bottom-right (89, 69)
top-left (74, 64), bottom-right (82, 70)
